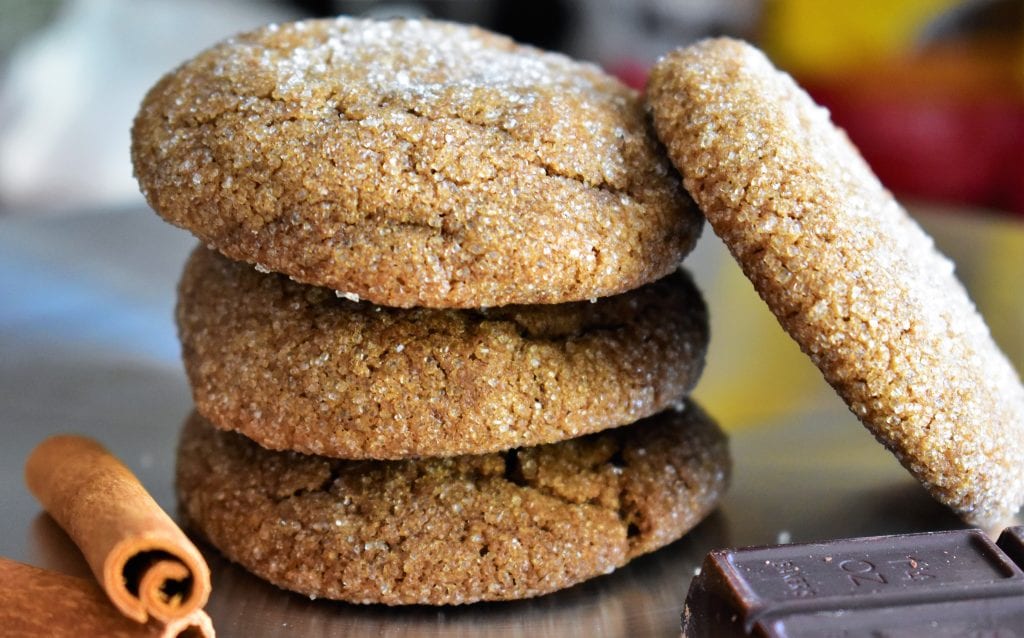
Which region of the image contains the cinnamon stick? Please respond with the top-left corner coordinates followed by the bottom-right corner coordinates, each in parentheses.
top-left (24, 435), bottom-right (211, 625)
top-left (0, 557), bottom-right (214, 638)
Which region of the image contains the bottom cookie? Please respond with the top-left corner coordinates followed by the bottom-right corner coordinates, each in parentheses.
top-left (176, 402), bottom-right (730, 605)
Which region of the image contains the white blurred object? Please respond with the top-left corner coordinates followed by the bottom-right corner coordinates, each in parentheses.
top-left (0, 0), bottom-right (295, 215)
top-left (567, 0), bottom-right (760, 69)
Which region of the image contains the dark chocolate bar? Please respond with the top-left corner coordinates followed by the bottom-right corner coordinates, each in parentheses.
top-left (682, 527), bottom-right (1024, 637)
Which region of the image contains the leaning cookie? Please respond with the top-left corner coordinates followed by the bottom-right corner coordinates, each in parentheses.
top-left (647, 38), bottom-right (1024, 527)
top-left (176, 403), bottom-right (729, 605)
top-left (177, 246), bottom-right (708, 459)
top-left (132, 17), bottom-right (702, 309)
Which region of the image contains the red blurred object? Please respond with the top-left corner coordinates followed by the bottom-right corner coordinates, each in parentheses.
top-left (810, 83), bottom-right (1024, 214)
top-left (612, 38), bottom-right (1024, 216)
top-left (801, 36), bottom-right (1024, 216)
top-left (606, 58), bottom-right (649, 91)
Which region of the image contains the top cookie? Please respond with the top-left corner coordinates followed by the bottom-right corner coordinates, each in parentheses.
top-left (131, 17), bottom-right (702, 308)
top-left (647, 38), bottom-right (1024, 527)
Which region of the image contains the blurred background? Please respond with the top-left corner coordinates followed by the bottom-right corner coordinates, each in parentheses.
top-left (1, 0), bottom-right (1022, 431)
top-left (3, 0), bottom-right (1023, 216)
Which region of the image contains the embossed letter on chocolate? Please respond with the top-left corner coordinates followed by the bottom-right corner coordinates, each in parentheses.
top-left (683, 527), bottom-right (1024, 636)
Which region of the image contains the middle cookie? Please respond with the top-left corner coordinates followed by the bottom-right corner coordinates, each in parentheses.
top-left (177, 247), bottom-right (709, 459)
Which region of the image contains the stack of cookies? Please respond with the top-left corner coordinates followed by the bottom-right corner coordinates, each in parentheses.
top-left (131, 17), bottom-right (730, 605)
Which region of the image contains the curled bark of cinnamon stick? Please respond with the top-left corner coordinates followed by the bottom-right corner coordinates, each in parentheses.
top-left (0, 557), bottom-right (214, 638)
top-left (24, 435), bottom-right (211, 625)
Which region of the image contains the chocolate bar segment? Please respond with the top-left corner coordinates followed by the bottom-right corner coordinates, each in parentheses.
top-left (767, 596), bottom-right (1024, 637)
top-left (997, 526), bottom-right (1024, 569)
top-left (683, 528), bottom-right (1024, 637)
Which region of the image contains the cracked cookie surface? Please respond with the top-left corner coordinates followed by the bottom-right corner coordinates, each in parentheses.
top-left (177, 246), bottom-right (709, 458)
top-left (132, 17), bottom-right (702, 308)
top-left (647, 38), bottom-right (1024, 527)
top-left (175, 402), bottom-right (729, 605)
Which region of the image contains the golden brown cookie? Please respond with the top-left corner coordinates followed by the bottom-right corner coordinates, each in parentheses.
top-left (647, 38), bottom-right (1024, 527)
top-left (176, 246), bottom-right (709, 459)
top-left (132, 17), bottom-right (702, 309)
top-left (176, 402), bottom-right (729, 605)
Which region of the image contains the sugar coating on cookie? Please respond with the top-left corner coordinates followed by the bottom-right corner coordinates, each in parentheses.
top-left (176, 403), bottom-right (729, 605)
top-left (132, 17), bottom-right (702, 308)
top-left (177, 246), bottom-right (709, 458)
top-left (647, 38), bottom-right (1024, 527)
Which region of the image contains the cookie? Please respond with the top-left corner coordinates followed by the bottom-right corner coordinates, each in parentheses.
top-left (647, 38), bottom-right (1024, 527)
top-left (176, 246), bottom-right (709, 459)
top-left (175, 402), bottom-right (729, 605)
top-left (132, 17), bottom-right (702, 309)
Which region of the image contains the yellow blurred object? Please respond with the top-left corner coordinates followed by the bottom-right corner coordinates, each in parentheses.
top-left (692, 234), bottom-right (834, 429)
top-left (920, 208), bottom-right (1024, 371)
top-left (692, 206), bottom-right (1024, 431)
top-left (761, 0), bottom-right (966, 75)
